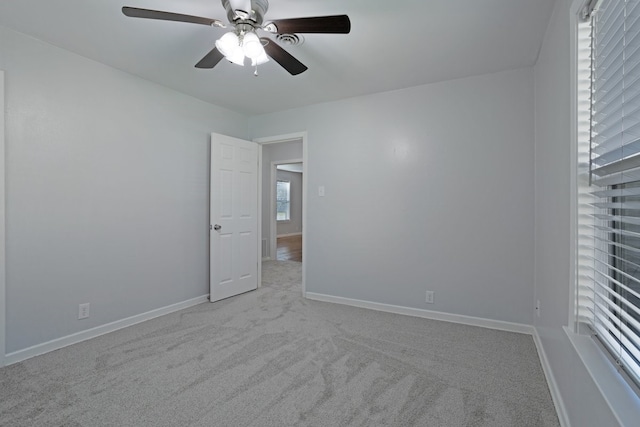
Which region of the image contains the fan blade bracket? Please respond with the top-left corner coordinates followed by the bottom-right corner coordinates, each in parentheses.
top-left (263, 22), bottom-right (278, 33)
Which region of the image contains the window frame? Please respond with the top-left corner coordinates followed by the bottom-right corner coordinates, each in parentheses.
top-left (276, 179), bottom-right (291, 222)
top-left (569, 0), bottom-right (640, 422)
top-left (578, 0), bottom-right (640, 389)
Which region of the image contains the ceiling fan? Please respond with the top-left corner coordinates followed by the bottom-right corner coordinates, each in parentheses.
top-left (122, 0), bottom-right (351, 76)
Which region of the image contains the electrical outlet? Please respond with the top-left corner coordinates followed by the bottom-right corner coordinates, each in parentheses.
top-left (536, 300), bottom-right (541, 318)
top-left (425, 291), bottom-right (435, 304)
top-left (78, 303), bottom-right (90, 320)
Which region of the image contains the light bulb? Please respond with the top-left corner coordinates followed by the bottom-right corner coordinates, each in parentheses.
top-left (242, 31), bottom-right (264, 60)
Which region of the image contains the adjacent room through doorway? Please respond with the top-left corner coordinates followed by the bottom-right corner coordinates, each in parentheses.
top-left (259, 138), bottom-right (303, 264)
top-left (276, 234), bottom-right (302, 262)
top-left (275, 162), bottom-right (302, 262)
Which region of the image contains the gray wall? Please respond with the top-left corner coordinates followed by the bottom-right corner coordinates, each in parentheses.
top-left (0, 26), bottom-right (249, 353)
top-left (1, 11), bottom-right (624, 425)
top-left (260, 141), bottom-right (302, 258)
top-left (276, 169), bottom-right (303, 236)
top-left (533, 0), bottom-right (618, 425)
top-left (250, 67), bottom-right (536, 325)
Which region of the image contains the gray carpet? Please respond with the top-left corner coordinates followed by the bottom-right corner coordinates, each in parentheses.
top-left (0, 260), bottom-right (559, 426)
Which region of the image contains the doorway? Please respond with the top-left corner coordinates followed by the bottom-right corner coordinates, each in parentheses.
top-left (254, 133), bottom-right (307, 296)
top-left (274, 162), bottom-right (302, 262)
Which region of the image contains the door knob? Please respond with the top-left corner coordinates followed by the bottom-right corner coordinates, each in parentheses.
top-left (213, 224), bottom-right (222, 231)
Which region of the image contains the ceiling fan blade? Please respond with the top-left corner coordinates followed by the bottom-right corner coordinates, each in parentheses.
top-left (195, 47), bottom-right (225, 69)
top-left (267, 15), bottom-right (350, 34)
top-left (261, 38), bottom-right (308, 76)
top-left (122, 7), bottom-right (223, 27)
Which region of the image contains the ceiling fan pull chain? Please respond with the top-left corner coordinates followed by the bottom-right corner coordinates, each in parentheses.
top-left (254, 64), bottom-right (259, 76)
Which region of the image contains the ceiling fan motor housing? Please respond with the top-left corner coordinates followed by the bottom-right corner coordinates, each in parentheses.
top-left (222, 0), bottom-right (269, 27)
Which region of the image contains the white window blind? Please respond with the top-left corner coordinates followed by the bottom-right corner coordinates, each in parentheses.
top-left (580, 0), bottom-right (640, 386)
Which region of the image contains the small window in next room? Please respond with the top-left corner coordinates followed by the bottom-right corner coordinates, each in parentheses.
top-left (276, 180), bottom-right (291, 221)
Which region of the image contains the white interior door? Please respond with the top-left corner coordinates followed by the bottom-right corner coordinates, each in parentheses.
top-left (210, 133), bottom-right (258, 302)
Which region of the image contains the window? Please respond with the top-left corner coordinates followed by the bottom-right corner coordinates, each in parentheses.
top-left (276, 180), bottom-right (290, 221)
top-left (578, 0), bottom-right (640, 387)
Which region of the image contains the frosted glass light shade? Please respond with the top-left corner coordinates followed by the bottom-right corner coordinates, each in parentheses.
top-left (227, 48), bottom-right (245, 66)
top-left (251, 50), bottom-right (269, 66)
top-left (215, 32), bottom-right (239, 57)
top-left (242, 32), bottom-right (264, 60)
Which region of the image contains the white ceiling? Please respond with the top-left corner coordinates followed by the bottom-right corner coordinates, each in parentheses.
top-left (0, 0), bottom-right (556, 116)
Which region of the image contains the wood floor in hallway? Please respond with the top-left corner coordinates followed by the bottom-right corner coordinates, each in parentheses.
top-left (276, 235), bottom-right (302, 262)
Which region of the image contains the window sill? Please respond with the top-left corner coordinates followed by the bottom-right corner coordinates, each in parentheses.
top-left (564, 326), bottom-right (640, 426)
top-left (277, 220), bottom-right (291, 223)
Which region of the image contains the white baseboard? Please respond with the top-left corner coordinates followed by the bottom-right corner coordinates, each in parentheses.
top-left (304, 292), bottom-right (534, 335)
top-left (4, 294), bottom-right (209, 365)
top-left (533, 329), bottom-right (571, 427)
top-left (277, 232), bottom-right (302, 238)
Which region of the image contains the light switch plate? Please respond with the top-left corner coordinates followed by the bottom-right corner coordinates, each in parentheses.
top-left (78, 303), bottom-right (90, 319)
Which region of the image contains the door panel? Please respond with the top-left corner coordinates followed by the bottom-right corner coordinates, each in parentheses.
top-left (210, 133), bottom-right (258, 302)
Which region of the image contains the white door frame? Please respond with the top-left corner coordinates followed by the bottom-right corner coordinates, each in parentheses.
top-left (270, 158), bottom-right (303, 258)
top-left (254, 132), bottom-right (307, 297)
top-left (1, 70), bottom-right (6, 366)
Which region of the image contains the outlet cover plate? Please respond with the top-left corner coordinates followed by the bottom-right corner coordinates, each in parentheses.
top-left (425, 291), bottom-right (434, 304)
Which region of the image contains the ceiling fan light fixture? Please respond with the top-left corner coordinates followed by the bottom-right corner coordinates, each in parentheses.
top-left (121, 1), bottom-right (350, 75)
top-left (251, 49), bottom-right (270, 66)
top-left (226, 47), bottom-right (246, 66)
top-left (242, 31), bottom-right (264, 59)
top-left (215, 31), bottom-right (240, 57)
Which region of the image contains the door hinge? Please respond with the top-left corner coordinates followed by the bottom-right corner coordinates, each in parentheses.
top-left (210, 224), bottom-right (212, 230)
